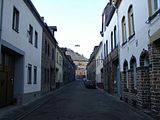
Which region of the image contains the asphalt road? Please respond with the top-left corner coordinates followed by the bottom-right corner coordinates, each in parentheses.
top-left (21, 80), bottom-right (153, 120)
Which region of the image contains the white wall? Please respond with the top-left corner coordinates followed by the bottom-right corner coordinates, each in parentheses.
top-left (95, 43), bottom-right (103, 83)
top-left (102, 11), bottom-right (118, 57)
top-left (2, 0), bottom-right (42, 93)
top-left (118, 0), bottom-right (149, 71)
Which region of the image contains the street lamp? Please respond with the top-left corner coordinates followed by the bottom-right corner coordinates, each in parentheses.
top-left (74, 45), bottom-right (80, 47)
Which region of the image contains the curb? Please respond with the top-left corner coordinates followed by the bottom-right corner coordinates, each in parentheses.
top-left (0, 81), bottom-right (74, 120)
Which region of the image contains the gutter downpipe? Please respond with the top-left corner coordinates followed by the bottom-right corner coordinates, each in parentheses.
top-left (0, 0), bottom-right (4, 64)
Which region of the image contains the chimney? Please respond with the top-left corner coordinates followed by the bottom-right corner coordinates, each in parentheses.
top-left (41, 17), bottom-right (44, 22)
top-left (49, 26), bottom-right (57, 37)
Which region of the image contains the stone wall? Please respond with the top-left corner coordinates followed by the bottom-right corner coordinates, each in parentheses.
top-left (149, 41), bottom-right (160, 113)
top-left (137, 67), bottom-right (150, 109)
top-left (120, 41), bottom-right (160, 114)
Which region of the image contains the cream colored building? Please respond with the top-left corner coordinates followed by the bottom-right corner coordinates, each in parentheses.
top-left (55, 46), bottom-right (63, 88)
top-left (74, 60), bottom-right (87, 79)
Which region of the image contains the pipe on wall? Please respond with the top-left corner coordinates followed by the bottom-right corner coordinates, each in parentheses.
top-left (0, 0), bottom-right (4, 64)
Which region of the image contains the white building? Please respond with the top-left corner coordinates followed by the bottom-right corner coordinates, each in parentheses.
top-left (100, 0), bottom-right (160, 114)
top-left (0, 0), bottom-right (43, 105)
top-left (101, 2), bottom-right (121, 96)
top-left (118, 0), bottom-right (149, 72)
top-left (95, 41), bottom-right (104, 89)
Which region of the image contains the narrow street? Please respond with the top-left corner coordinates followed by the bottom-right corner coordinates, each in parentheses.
top-left (9, 80), bottom-right (153, 120)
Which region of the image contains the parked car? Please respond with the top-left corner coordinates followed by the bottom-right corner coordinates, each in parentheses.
top-left (83, 79), bottom-right (96, 89)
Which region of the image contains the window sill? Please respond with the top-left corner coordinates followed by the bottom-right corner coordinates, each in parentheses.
top-left (147, 8), bottom-right (160, 23)
top-left (128, 33), bottom-right (135, 41)
top-left (12, 28), bottom-right (19, 33)
top-left (122, 40), bottom-right (127, 47)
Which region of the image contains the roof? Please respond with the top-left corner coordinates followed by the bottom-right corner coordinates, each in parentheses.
top-left (23, 0), bottom-right (44, 27)
top-left (65, 48), bottom-right (88, 62)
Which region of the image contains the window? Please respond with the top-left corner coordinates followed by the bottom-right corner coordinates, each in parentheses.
top-left (45, 40), bottom-right (47, 54)
top-left (128, 5), bottom-right (135, 37)
top-left (48, 44), bottom-right (50, 57)
top-left (130, 56), bottom-right (137, 90)
top-left (52, 48), bottom-right (55, 60)
top-left (123, 61), bottom-right (129, 90)
top-left (28, 25), bottom-right (33, 44)
top-left (104, 44), bottom-right (106, 57)
top-left (106, 40), bottom-right (108, 56)
top-left (12, 7), bottom-right (19, 32)
top-left (27, 64), bottom-right (32, 84)
top-left (34, 66), bottom-right (37, 84)
top-left (114, 26), bottom-right (117, 48)
top-left (122, 17), bottom-right (127, 44)
top-left (60, 56), bottom-right (63, 66)
top-left (34, 31), bottom-right (38, 48)
top-left (153, 0), bottom-right (160, 12)
top-left (133, 63), bottom-right (137, 89)
top-left (56, 52), bottom-right (58, 63)
top-left (111, 32), bottom-right (113, 51)
top-left (44, 68), bottom-right (47, 82)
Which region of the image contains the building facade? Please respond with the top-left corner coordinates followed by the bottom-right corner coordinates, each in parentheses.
top-left (55, 46), bottom-right (63, 88)
top-left (95, 42), bottom-right (104, 89)
top-left (74, 60), bottom-right (88, 79)
top-left (65, 49), bottom-right (88, 79)
top-left (87, 46), bottom-right (98, 81)
top-left (41, 24), bottom-right (57, 94)
top-left (101, 0), bottom-right (160, 114)
top-left (101, 2), bottom-right (121, 96)
top-left (147, 0), bottom-right (160, 114)
top-left (0, 0), bottom-right (43, 106)
top-left (118, 0), bottom-right (150, 110)
top-left (61, 48), bottom-right (76, 84)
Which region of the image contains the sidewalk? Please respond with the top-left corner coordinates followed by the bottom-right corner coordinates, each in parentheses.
top-left (97, 88), bottom-right (159, 120)
top-left (0, 84), bottom-right (68, 120)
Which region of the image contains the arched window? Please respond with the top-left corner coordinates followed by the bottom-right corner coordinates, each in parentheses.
top-left (114, 26), bottom-right (117, 48)
top-left (140, 49), bottom-right (149, 67)
top-left (111, 32), bottom-right (113, 51)
top-left (123, 60), bottom-right (129, 89)
top-left (130, 56), bottom-right (137, 90)
top-left (106, 40), bottom-right (108, 56)
top-left (128, 5), bottom-right (135, 38)
top-left (104, 44), bottom-right (106, 57)
top-left (121, 16), bottom-right (127, 44)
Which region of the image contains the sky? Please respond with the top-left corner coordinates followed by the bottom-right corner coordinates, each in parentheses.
top-left (31, 0), bottom-right (107, 59)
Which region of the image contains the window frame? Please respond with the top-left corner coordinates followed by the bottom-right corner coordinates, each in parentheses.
top-left (114, 26), bottom-right (117, 48)
top-left (106, 40), bottom-right (108, 56)
top-left (152, 0), bottom-right (160, 13)
top-left (121, 17), bottom-right (127, 45)
top-left (128, 5), bottom-right (135, 38)
top-left (28, 24), bottom-right (33, 44)
top-left (27, 64), bottom-right (32, 84)
top-left (33, 66), bottom-right (37, 84)
top-left (34, 31), bottom-right (38, 48)
top-left (52, 48), bottom-right (55, 60)
top-left (12, 6), bottom-right (19, 32)
top-left (111, 32), bottom-right (113, 51)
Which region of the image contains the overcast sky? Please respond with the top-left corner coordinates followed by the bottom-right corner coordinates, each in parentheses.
top-left (31, 0), bottom-right (106, 58)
